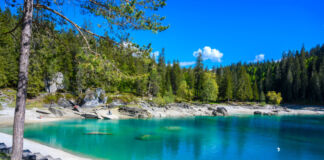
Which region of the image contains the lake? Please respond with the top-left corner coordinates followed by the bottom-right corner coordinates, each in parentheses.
top-left (1, 115), bottom-right (324, 160)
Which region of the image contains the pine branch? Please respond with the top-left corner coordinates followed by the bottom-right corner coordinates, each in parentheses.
top-left (34, 4), bottom-right (125, 75)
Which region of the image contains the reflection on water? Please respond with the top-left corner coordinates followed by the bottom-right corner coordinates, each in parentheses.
top-left (1, 116), bottom-right (324, 160)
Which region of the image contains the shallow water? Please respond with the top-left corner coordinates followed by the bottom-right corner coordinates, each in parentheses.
top-left (1, 115), bottom-right (324, 160)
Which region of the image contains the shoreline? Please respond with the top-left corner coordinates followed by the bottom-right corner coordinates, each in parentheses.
top-left (0, 132), bottom-right (91, 160)
top-left (1, 104), bottom-right (324, 126)
top-left (1, 103), bottom-right (324, 159)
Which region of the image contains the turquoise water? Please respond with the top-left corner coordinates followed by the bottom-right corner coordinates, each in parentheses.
top-left (1, 115), bottom-right (324, 160)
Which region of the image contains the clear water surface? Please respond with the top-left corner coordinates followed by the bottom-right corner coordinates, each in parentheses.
top-left (1, 115), bottom-right (324, 160)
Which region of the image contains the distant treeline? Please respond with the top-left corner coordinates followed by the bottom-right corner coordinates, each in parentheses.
top-left (213, 45), bottom-right (324, 104)
top-left (0, 9), bottom-right (323, 104)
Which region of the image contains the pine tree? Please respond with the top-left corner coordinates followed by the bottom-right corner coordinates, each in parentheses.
top-left (157, 48), bottom-right (167, 96)
top-left (285, 68), bottom-right (294, 102)
top-left (219, 68), bottom-right (233, 101)
top-left (148, 58), bottom-right (160, 96)
top-left (260, 91), bottom-right (266, 102)
top-left (265, 67), bottom-right (272, 92)
top-left (194, 52), bottom-right (204, 99)
top-left (171, 60), bottom-right (183, 95)
top-left (236, 66), bottom-right (253, 101)
top-left (253, 80), bottom-right (259, 101)
top-left (299, 46), bottom-right (308, 100)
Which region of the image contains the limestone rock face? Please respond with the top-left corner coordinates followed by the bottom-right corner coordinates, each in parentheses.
top-left (45, 72), bottom-right (64, 93)
top-left (81, 88), bottom-right (107, 108)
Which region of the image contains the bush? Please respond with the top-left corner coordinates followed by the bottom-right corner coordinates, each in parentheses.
top-left (118, 94), bottom-right (136, 103)
top-left (43, 93), bottom-right (63, 104)
top-left (152, 93), bottom-right (175, 107)
top-left (152, 96), bottom-right (166, 106)
top-left (266, 91), bottom-right (282, 105)
top-left (64, 93), bottom-right (75, 100)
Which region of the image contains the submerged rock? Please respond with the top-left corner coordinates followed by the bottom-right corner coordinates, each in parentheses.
top-left (85, 132), bottom-right (113, 135)
top-left (135, 134), bottom-right (160, 141)
top-left (162, 126), bottom-right (182, 131)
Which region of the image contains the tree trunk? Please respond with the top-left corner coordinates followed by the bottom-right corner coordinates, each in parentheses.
top-left (11, 0), bottom-right (33, 159)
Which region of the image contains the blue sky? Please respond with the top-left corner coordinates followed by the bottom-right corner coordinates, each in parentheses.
top-left (2, 0), bottom-right (324, 67)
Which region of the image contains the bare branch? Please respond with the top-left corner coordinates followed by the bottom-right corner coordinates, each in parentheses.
top-left (34, 4), bottom-right (93, 52)
top-left (34, 4), bottom-right (123, 74)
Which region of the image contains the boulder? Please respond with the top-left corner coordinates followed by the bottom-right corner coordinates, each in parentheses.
top-left (36, 109), bottom-right (51, 115)
top-left (45, 72), bottom-right (64, 93)
top-left (22, 149), bottom-right (36, 160)
top-left (254, 111), bottom-right (262, 115)
top-left (118, 106), bottom-right (151, 118)
top-left (49, 107), bottom-right (64, 117)
top-left (72, 106), bottom-right (82, 112)
top-left (57, 98), bottom-right (73, 108)
top-left (2, 147), bottom-right (11, 154)
top-left (81, 113), bottom-right (98, 119)
top-left (81, 88), bottom-right (107, 108)
top-left (0, 143), bottom-right (7, 152)
top-left (212, 107), bottom-right (228, 116)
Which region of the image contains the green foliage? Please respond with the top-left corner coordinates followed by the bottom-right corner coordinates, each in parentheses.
top-left (152, 96), bottom-right (166, 106)
top-left (118, 94), bottom-right (137, 103)
top-left (236, 67), bottom-right (253, 101)
top-left (260, 91), bottom-right (266, 102)
top-left (219, 68), bottom-right (233, 101)
top-left (194, 52), bottom-right (204, 99)
top-left (266, 91), bottom-right (283, 105)
top-left (201, 73), bottom-right (219, 102)
top-left (253, 81), bottom-right (259, 101)
top-left (1, 9), bottom-right (324, 105)
top-left (0, 152), bottom-right (10, 159)
top-left (43, 93), bottom-right (62, 104)
top-left (153, 89), bottom-right (175, 106)
top-left (26, 100), bottom-right (45, 109)
top-left (176, 80), bottom-right (193, 101)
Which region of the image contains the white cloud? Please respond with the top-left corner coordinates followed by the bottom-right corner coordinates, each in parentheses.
top-left (193, 46), bottom-right (223, 62)
top-left (180, 61), bottom-right (195, 67)
top-left (254, 54), bottom-right (265, 62)
top-left (150, 51), bottom-right (159, 58)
